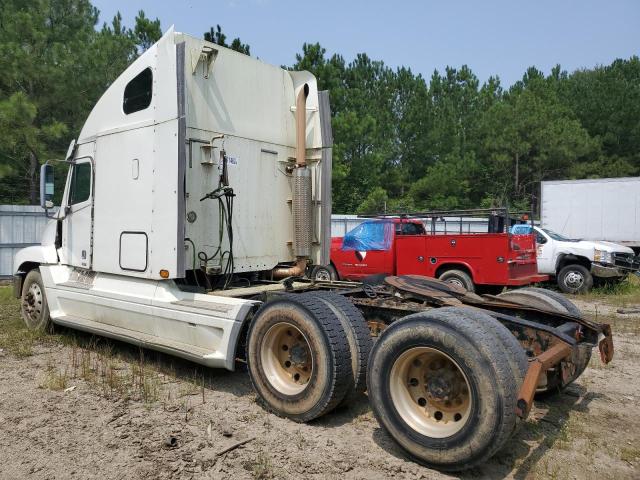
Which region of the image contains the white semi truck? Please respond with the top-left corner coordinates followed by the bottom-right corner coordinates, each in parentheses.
top-left (12, 29), bottom-right (613, 471)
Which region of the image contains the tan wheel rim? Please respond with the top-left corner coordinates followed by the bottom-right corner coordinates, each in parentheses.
top-left (261, 322), bottom-right (313, 395)
top-left (390, 347), bottom-right (472, 438)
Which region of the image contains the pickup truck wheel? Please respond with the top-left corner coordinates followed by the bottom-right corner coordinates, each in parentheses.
top-left (438, 270), bottom-right (475, 293)
top-left (246, 295), bottom-right (352, 422)
top-left (303, 291), bottom-right (373, 404)
top-left (497, 288), bottom-right (591, 394)
top-left (557, 264), bottom-right (593, 294)
top-left (310, 264), bottom-right (337, 282)
top-left (20, 269), bottom-right (51, 332)
top-left (367, 308), bottom-right (520, 471)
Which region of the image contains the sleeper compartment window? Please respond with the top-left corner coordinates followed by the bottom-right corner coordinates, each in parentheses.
top-left (123, 68), bottom-right (153, 114)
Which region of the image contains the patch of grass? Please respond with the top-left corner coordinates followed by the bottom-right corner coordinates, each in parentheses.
top-left (522, 418), bottom-right (546, 439)
top-left (620, 445), bottom-right (640, 464)
top-left (2, 287), bottom-right (170, 407)
top-left (244, 451), bottom-right (273, 479)
top-left (580, 275), bottom-right (640, 306)
top-left (0, 285), bottom-right (16, 305)
top-left (293, 430), bottom-right (306, 450)
top-left (0, 286), bottom-right (59, 357)
top-left (177, 369), bottom-right (202, 398)
top-left (38, 338), bottom-right (162, 405)
top-left (42, 363), bottom-right (70, 390)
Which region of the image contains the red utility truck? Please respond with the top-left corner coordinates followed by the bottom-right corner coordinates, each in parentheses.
top-left (322, 209), bottom-right (548, 292)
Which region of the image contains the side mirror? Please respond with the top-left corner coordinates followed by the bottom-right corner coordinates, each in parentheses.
top-left (66, 139), bottom-right (76, 161)
top-left (40, 163), bottom-right (54, 210)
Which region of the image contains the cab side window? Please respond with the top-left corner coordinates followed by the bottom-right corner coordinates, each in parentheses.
top-left (397, 223), bottom-right (426, 235)
top-left (123, 68), bottom-right (153, 114)
top-left (69, 162), bottom-right (92, 205)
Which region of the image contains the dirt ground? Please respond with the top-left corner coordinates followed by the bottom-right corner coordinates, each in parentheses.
top-left (1, 287), bottom-right (639, 480)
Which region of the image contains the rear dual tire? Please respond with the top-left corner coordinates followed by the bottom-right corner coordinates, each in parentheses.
top-left (497, 287), bottom-right (591, 393)
top-left (367, 307), bottom-right (526, 471)
top-left (302, 291), bottom-right (372, 403)
top-left (248, 296), bottom-right (528, 470)
top-left (246, 294), bottom-right (356, 422)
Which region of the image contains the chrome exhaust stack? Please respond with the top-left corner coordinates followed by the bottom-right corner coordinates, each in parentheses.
top-left (273, 84), bottom-right (311, 279)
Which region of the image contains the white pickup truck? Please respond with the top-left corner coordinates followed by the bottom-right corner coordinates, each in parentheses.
top-left (530, 226), bottom-right (639, 293)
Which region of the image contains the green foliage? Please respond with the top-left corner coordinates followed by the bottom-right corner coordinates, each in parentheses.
top-left (0, 1), bottom-right (160, 203)
top-left (133, 10), bottom-right (161, 51)
top-left (204, 24), bottom-right (250, 55)
top-left (479, 76), bottom-right (597, 202)
top-left (291, 41), bottom-right (639, 214)
top-left (356, 187), bottom-right (388, 214)
top-left (0, 4), bottom-right (637, 213)
top-left (409, 152), bottom-right (477, 210)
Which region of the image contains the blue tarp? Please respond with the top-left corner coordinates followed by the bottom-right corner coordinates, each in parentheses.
top-left (342, 221), bottom-right (394, 251)
top-left (510, 224), bottom-right (533, 235)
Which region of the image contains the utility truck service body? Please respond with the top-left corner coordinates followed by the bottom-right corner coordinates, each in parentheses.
top-left (325, 212), bottom-right (548, 292)
top-left (13, 30), bottom-right (613, 471)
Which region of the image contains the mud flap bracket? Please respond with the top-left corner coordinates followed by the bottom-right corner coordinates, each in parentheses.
top-left (516, 342), bottom-right (573, 419)
top-left (598, 324), bottom-right (614, 364)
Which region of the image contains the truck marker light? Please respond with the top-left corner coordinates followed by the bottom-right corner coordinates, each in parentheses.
top-left (160, 270), bottom-right (169, 278)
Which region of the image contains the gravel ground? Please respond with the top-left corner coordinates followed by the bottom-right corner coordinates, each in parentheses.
top-left (1, 289), bottom-right (639, 480)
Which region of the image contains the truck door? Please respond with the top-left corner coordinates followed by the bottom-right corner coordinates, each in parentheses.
top-left (337, 221), bottom-right (394, 280)
top-left (534, 228), bottom-right (554, 273)
top-left (62, 158), bottom-right (93, 269)
top-left (395, 235), bottom-right (428, 275)
top-left (395, 222), bottom-right (429, 276)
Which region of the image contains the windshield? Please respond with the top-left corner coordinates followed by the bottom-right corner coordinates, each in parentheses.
top-left (540, 228), bottom-right (577, 242)
top-left (342, 221), bottom-right (394, 251)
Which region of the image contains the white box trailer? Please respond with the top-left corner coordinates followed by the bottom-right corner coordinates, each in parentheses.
top-left (541, 177), bottom-right (640, 252)
top-left (11, 28), bottom-right (614, 472)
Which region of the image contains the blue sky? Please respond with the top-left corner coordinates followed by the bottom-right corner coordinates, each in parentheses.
top-left (92, 0), bottom-right (639, 86)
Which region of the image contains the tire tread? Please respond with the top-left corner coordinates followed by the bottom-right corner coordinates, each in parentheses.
top-left (368, 307), bottom-right (522, 470)
top-left (247, 294), bottom-right (352, 422)
top-left (304, 291), bottom-right (372, 401)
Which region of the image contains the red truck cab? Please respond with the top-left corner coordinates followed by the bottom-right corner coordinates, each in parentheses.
top-left (326, 214), bottom-right (548, 292)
